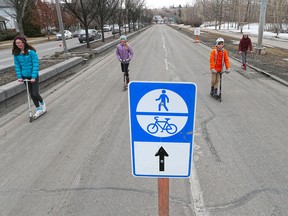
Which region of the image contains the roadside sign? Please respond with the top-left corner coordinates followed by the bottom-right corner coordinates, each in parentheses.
top-left (194, 27), bottom-right (200, 35)
top-left (128, 81), bottom-right (197, 178)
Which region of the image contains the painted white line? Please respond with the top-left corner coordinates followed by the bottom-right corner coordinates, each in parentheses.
top-left (164, 58), bottom-right (169, 70)
top-left (190, 162), bottom-right (210, 216)
top-left (161, 30), bottom-right (168, 57)
top-left (47, 47), bottom-right (61, 51)
top-left (0, 57), bottom-right (12, 62)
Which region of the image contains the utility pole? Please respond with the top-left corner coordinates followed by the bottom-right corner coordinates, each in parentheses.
top-left (256, 0), bottom-right (267, 54)
top-left (55, 0), bottom-right (68, 57)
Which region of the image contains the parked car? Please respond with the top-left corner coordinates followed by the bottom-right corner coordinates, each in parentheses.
top-left (112, 25), bottom-right (122, 34)
top-left (56, 30), bottom-right (73, 40)
top-left (78, 29), bottom-right (102, 43)
top-left (123, 24), bottom-right (129, 30)
top-left (72, 29), bottom-right (82, 38)
top-left (103, 24), bottom-right (112, 32)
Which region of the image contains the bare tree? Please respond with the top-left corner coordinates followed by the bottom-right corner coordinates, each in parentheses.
top-left (34, 0), bottom-right (57, 40)
top-left (194, 0), bottom-right (261, 30)
top-left (63, 0), bottom-right (98, 48)
top-left (2, 0), bottom-right (33, 36)
top-left (140, 8), bottom-right (153, 25)
top-left (95, 0), bottom-right (119, 42)
top-left (131, 0), bottom-right (145, 30)
top-left (110, 0), bottom-right (123, 37)
top-left (267, 0), bottom-right (287, 35)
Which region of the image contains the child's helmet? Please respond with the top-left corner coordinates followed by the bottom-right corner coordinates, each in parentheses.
top-left (120, 35), bottom-right (127, 41)
top-left (216, 37), bottom-right (224, 45)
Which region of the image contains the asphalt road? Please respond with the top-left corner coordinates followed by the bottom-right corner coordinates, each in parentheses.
top-left (0, 24), bottom-right (288, 216)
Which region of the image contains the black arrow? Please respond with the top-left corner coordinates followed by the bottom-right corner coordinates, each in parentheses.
top-left (155, 146), bottom-right (169, 172)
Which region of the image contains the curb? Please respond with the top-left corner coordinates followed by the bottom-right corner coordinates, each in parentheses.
top-left (0, 57), bottom-right (84, 103)
top-left (229, 55), bottom-right (288, 87)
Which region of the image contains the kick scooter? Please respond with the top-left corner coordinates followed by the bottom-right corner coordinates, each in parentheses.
top-left (23, 79), bottom-right (34, 122)
top-left (211, 71), bottom-right (229, 102)
top-left (23, 79), bottom-right (46, 122)
top-left (123, 71), bottom-right (128, 91)
top-left (122, 59), bottom-right (129, 91)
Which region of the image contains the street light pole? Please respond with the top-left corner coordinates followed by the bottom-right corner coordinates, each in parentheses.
top-left (256, 0), bottom-right (267, 54)
top-left (55, 0), bottom-right (68, 57)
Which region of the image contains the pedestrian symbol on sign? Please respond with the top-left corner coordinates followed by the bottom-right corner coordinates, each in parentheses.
top-left (156, 90), bottom-right (169, 111)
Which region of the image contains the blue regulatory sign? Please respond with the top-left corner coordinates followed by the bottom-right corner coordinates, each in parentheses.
top-left (128, 81), bottom-right (197, 178)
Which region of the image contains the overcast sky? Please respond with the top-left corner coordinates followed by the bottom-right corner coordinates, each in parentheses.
top-left (145, 0), bottom-right (195, 9)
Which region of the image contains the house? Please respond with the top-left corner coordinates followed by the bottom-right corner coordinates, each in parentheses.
top-left (0, 1), bottom-right (17, 30)
top-left (0, 14), bottom-right (8, 30)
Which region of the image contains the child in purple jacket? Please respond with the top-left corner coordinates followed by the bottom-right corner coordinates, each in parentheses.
top-left (116, 35), bottom-right (134, 84)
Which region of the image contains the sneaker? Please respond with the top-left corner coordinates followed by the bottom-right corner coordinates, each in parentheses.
top-left (33, 107), bottom-right (43, 118)
top-left (40, 101), bottom-right (47, 112)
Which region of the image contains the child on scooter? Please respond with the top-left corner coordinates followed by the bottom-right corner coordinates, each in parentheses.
top-left (238, 32), bottom-right (253, 70)
top-left (12, 36), bottom-right (46, 118)
top-left (209, 37), bottom-right (230, 97)
top-left (116, 35), bottom-right (134, 85)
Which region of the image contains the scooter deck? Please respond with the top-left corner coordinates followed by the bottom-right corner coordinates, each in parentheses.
top-left (33, 110), bottom-right (47, 120)
top-left (211, 94), bottom-right (221, 102)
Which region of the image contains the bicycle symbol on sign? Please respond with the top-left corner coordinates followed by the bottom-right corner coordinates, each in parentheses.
top-left (147, 117), bottom-right (178, 134)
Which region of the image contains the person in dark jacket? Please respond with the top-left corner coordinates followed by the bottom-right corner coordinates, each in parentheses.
top-left (12, 36), bottom-right (46, 118)
top-left (238, 32), bottom-right (253, 70)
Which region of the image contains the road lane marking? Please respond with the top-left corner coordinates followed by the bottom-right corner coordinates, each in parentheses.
top-left (190, 162), bottom-right (210, 216)
top-left (0, 57), bottom-right (12, 62)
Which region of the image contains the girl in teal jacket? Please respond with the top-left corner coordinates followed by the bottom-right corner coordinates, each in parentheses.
top-left (12, 36), bottom-right (46, 118)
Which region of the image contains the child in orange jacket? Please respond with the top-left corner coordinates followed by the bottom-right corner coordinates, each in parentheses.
top-left (209, 37), bottom-right (230, 96)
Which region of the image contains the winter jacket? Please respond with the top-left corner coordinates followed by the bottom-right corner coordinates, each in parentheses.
top-left (14, 50), bottom-right (39, 79)
top-left (210, 47), bottom-right (230, 72)
top-left (116, 43), bottom-right (133, 62)
top-left (239, 36), bottom-right (253, 52)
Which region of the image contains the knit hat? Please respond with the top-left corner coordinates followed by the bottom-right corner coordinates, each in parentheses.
top-left (13, 36), bottom-right (27, 43)
top-left (119, 35), bottom-right (127, 41)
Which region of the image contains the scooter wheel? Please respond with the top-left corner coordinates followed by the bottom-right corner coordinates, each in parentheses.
top-left (29, 117), bottom-right (34, 122)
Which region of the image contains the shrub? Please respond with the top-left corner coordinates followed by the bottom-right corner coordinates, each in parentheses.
top-left (191, 20), bottom-right (203, 27)
top-left (0, 30), bottom-right (18, 41)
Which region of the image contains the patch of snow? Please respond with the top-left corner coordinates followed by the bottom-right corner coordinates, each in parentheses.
top-left (202, 23), bottom-right (288, 40)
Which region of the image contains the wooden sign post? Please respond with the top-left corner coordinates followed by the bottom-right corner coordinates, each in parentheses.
top-left (158, 178), bottom-right (169, 216)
